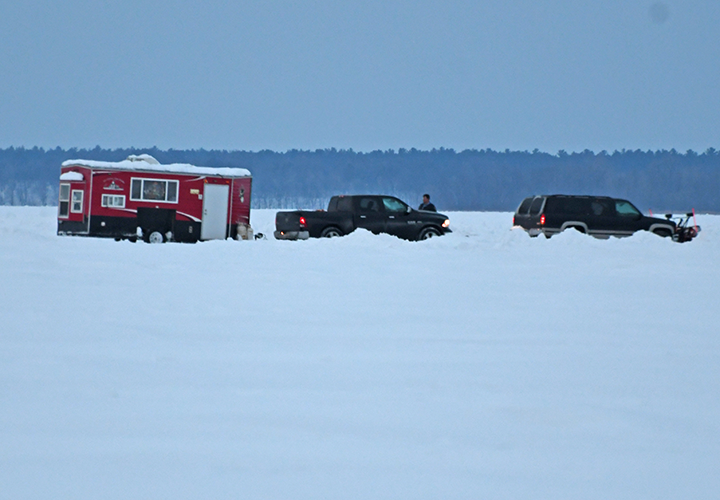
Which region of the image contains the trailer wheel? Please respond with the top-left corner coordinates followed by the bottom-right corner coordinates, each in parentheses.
top-left (320, 226), bottom-right (343, 238)
top-left (146, 230), bottom-right (166, 244)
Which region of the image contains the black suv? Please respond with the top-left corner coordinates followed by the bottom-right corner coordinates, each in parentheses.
top-left (513, 195), bottom-right (680, 239)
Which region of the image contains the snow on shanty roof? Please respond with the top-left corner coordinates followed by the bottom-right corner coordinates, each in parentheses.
top-left (59, 171), bottom-right (84, 181)
top-left (62, 155), bottom-right (251, 178)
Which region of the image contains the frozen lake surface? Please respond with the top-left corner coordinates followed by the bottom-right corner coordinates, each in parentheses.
top-left (1, 207), bottom-right (718, 499)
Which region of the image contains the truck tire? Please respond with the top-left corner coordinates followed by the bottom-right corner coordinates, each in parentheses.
top-left (419, 227), bottom-right (441, 240)
top-left (321, 226), bottom-right (343, 238)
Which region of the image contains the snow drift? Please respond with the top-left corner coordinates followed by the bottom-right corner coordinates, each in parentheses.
top-left (0, 208), bottom-right (718, 499)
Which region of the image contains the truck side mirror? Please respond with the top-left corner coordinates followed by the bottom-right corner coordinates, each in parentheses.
top-left (406, 206), bottom-right (412, 214)
top-left (665, 214), bottom-right (672, 219)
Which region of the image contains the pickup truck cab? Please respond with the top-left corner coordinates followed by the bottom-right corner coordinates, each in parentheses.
top-left (274, 195), bottom-right (451, 241)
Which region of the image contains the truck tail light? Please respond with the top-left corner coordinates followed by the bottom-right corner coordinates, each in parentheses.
top-left (442, 219), bottom-right (450, 228)
top-left (540, 214), bottom-right (545, 225)
top-left (299, 216), bottom-right (306, 228)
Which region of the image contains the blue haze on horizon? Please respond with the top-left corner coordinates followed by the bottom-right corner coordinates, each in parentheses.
top-left (0, 1), bottom-right (718, 153)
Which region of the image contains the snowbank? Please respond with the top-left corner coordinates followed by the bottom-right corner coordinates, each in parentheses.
top-left (0, 208), bottom-right (718, 499)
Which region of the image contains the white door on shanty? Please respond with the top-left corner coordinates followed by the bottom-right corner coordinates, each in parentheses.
top-left (201, 184), bottom-right (230, 240)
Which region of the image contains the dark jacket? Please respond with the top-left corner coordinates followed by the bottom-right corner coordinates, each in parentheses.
top-left (418, 202), bottom-right (436, 212)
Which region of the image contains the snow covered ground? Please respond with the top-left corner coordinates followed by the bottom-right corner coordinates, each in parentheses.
top-left (1, 207), bottom-right (718, 500)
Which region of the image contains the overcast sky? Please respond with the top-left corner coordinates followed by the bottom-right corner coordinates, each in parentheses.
top-left (1, 1), bottom-right (718, 153)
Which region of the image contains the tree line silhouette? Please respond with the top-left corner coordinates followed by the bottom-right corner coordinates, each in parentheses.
top-left (0, 146), bottom-right (718, 212)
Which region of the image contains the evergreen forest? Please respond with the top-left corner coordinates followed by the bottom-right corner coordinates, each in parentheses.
top-left (1, 146), bottom-right (718, 212)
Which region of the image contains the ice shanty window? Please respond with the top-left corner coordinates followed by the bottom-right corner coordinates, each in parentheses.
top-left (71, 190), bottom-right (83, 213)
top-left (130, 178), bottom-right (179, 203)
top-left (101, 194), bottom-right (126, 208)
top-left (59, 184), bottom-right (70, 217)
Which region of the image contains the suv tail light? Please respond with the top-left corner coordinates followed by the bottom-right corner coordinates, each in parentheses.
top-left (540, 214), bottom-right (545, 225)
top-left (299, 216), bottom-right (307, 228)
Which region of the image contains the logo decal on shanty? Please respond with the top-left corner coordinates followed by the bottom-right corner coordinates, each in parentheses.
top-left (103, 178), bottom-right (124, 191)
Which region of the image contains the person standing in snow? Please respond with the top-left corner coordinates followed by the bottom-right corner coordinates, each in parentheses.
top-left (418, 193), bottom-right (436, 212)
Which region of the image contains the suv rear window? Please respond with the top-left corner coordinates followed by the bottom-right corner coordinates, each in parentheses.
top-left (529, 197), bottom-right (544, 215)
top-left (517, 198), bottom-right (533, 215)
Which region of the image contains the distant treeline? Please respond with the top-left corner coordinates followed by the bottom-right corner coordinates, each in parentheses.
top-left (1, 146), bottom-right (718, 212)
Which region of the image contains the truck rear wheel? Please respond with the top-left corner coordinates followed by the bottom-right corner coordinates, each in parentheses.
top-left (321, 227), bottom-right (343, 238)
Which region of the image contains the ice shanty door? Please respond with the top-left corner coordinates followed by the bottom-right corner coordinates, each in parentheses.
top-left (201, 184), bottom-right (230, 240)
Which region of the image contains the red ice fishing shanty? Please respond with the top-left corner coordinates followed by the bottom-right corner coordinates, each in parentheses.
top-left (57, 154), bottom-right (253, 243)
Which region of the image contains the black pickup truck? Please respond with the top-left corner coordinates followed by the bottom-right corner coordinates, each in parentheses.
top-left (274, 195), bottom-right (451, 241)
